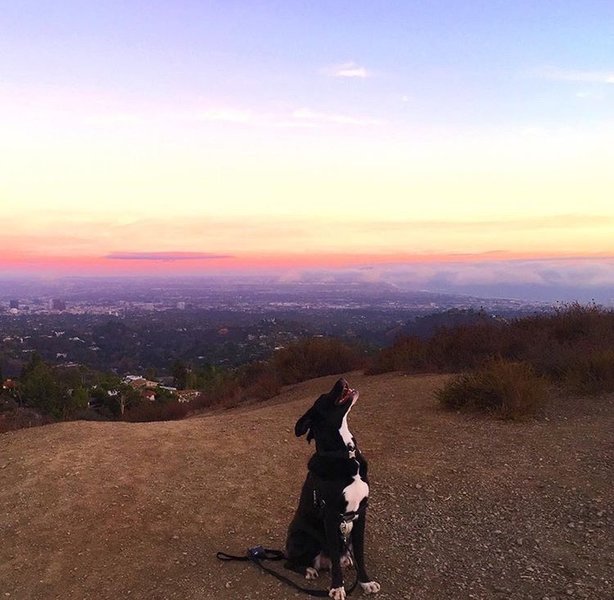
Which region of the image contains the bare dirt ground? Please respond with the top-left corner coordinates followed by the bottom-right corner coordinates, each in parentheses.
top-left (1, 372), bottom-right (613, 600)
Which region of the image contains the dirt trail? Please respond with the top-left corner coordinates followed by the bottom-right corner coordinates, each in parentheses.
top-left (1, 372), bottom-right (612, 599)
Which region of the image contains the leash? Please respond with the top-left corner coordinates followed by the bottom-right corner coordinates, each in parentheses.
top-left (216, 545), bottom-right (359, 597)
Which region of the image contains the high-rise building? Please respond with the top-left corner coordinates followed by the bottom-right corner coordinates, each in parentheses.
top-left (9, 300), bottom-right (19, 309)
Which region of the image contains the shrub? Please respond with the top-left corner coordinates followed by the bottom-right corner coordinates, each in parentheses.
top-left (437, 359), bottom-right (549, 420)
top-left (431, 322), bottom-right (513, 370)
top-left (71, 408), bottom-right (109, 422)
top-left (563, 349), bottom-right (614, 395)
top-left (367, 336), bottom-right (430, 374)
top-left (272, 337), bottom-right (363, 385)
top-left (123, 400), bottom-right (191, 422)
top-left (0, 407), bottom-right (53, 433)
top-left (190, 376), bottom-right (244, 411)
top-left (246, 370), bottom-right (282, 400)
top-left (371, 304), bottom-right (614, 395)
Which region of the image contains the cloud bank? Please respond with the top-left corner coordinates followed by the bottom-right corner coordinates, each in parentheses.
top-left (106, 252), bottom-right (232, 261)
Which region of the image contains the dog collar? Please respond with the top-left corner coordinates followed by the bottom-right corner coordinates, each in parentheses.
top-left (316, 444), bottom-right (358, 460)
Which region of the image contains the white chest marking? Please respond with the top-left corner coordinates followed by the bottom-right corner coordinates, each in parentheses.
top-left (343, 473), bottom-right (369, 514)
top-left (339, 413), bottom-right (353, 447)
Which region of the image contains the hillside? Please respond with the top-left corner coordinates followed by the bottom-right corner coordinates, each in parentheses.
top-left (1, 372), bottom-right (612, 600)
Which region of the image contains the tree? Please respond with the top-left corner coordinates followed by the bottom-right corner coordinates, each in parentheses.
top-left (20, 355), bottom-right (67, 418)
top-left (90, 382), bottom-right (140, 418)
top-left (172, 360), bottom-right (189, 389)
top-left (69, 387), bottom-right (89, 415)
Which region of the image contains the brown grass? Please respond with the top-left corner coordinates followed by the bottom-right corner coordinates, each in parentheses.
top-left (436, 358), bottom-right (550, 420)
top-left (272, 337), bottom-right (364, 385)
top-left (370, 303), bottom-right (614, 395)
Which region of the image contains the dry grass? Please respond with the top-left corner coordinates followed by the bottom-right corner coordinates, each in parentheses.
top-left (436, 359), bottom-right (550, 420)
top-left (369, 304), bottom-right (614, 396)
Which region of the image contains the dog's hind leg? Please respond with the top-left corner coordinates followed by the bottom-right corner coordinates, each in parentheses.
top-left (314, 552), bottom-right (331, 571)
top-left (285, 531), bottom-right (322, 579)
top-left (324, 514), bottom-right (346, 599)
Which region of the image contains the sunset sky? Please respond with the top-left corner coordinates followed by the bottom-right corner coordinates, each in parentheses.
top-left (1, 2), bottom-right (613, 297)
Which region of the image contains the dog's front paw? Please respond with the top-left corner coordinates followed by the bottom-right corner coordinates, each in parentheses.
top-left (359, 581), bottom-right (381, 594)
top-left (329, 586), bottom-right (346, 600)
top-left (305, 567), bottom-right (319, 580)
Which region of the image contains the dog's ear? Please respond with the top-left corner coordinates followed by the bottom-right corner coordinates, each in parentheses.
top-left (295, 406), bottom-right (315, 441)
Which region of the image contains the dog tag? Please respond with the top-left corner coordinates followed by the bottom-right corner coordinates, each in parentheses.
top-left (340, 521), bottom-right (350, 539)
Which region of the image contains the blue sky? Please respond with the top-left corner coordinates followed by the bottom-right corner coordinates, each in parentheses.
top-left (3, 0), bottom-right (613, 125)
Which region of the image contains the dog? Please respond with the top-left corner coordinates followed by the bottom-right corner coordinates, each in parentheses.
top-left (285, 378), bottom-right (380, 599)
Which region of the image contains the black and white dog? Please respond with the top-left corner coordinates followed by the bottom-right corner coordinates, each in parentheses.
top-left (285, 378), bottom-right (380, 599)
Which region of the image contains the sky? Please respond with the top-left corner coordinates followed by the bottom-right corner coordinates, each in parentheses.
top-left (1, 1), bottom-right (613, 300)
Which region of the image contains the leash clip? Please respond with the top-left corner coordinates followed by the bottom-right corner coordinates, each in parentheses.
top-left (248, 545), bottom-right (266, 559)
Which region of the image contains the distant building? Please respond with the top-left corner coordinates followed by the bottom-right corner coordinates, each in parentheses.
top-left (51, 299), bottom-right (66, 311)
top-left (177, 389), bottom-right (200, 403)
top-left (141, 390), bottom-right (156, 402)
top-left (9, 300), bottom-right (19, 309)
top-left (2, 379), bottom-right (17, 391)
top-left (124, 375), bottom-right (159, 390)
top-left (177, 301), bottom-right (186, 310)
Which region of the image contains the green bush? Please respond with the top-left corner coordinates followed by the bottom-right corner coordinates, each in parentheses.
top-left (437, 359), bottom-right (549, 420)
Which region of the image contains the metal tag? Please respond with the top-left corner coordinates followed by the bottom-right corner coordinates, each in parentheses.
top-left (340, 521), bottom-right (350, 538)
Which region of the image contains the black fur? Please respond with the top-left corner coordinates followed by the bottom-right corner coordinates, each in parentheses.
top-left (285, 378), bottom-right (378, 595)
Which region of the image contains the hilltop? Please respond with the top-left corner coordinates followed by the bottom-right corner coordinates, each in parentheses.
top-left (1, 372), bottom-right (613, 600)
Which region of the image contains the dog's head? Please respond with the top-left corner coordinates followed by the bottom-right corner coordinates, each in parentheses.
top-left (295, 378), bottom-right (359, 448)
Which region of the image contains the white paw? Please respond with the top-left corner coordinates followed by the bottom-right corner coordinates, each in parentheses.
top-left (329, 586), bottom-right (346, 600)
top-left (305, 567), bottom-right (319, 580)
top-left (359, 581), bottom-right (381, 594)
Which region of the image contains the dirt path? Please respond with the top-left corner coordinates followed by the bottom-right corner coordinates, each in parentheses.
top-left (1, 372), bottom-right (612, 599)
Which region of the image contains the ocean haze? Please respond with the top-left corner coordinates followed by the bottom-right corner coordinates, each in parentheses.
top-left (0, 267), bottom-right (612, 306)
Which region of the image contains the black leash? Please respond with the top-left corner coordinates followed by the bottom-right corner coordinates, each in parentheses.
top-left (216, 545), bottom-right (359, 597)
